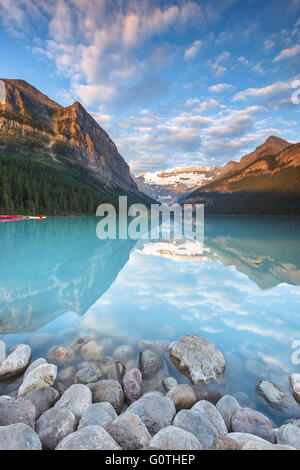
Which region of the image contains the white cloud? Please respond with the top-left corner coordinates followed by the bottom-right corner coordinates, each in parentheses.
top-left (208, 83), bottom-right (234, 93)
top-left (184, 39), bottom-right (202, 60)
top-left (208, 50), bottom-right (230, 76)
top-left (232, 81), bottom-right (290, 103)
top-left (273, 43), bottom-right (300, 62)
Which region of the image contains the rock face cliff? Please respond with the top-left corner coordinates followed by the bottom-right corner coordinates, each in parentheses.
top-left (0, 79), bottom-right (138, 194)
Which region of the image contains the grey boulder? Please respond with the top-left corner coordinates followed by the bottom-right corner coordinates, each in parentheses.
top-left (54, 384), bottom-right (92, 420)
top-left (126, 392), bottom-right (176, 435)
top-left (216, 395), bottom-right (241, 430)
top-left (78, 402), bottom-right (117, 429)
top-left (105, 413), bottom-right (151, 450)
top-left (26, 386), bottom-right (59, 419)
top-left (168, 335), bottom-right (225, 385)
top-left (173, 409), bottom-right (219, 450)
top-left (256, 380), bottom-right (293, 410)
top-left (0, 395), bottom-right (36, 429)
top-left (0, 344), bottom-right (31, 381)
top-left (56, 425), bottom-right (121, 450)
top-left (231, 407), bottom-right (275, 443)
top-left (191, 400), bottom-right (227, 435)
top-left (18, 363), bottom-right (57, 396)
top-left (276, 424), bottom-right (300, 450)
top-left (150, 426), bottom-right (202, 450)
top-left (0, 423), bottom-right (41, 450)
top-left (89, 379), bottom-right (125, 413)
top-left (139, 349), bottom-right (164, 379)
top-left (74, 367), bottom-right (102, 385)
top-left (36, 407), bottom-right (76, 449)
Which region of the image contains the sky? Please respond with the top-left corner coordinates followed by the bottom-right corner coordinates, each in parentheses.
top-left (0, 0), bottom-right (300, 174)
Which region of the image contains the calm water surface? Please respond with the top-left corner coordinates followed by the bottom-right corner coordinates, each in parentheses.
top-left (0, 216), bottom-right (300, 425)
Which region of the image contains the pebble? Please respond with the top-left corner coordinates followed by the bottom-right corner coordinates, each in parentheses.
top-left (18, 363), bottom-right (57, 396)
top-left (74, 367), bottom-right (102, 384)
top-left (78, 402), bottom-right (117, 429)
top-left (123, 368), bottom-right (142, 404)
top-left (89, 379), bottom-right (125, 413)
top-left (0, 395), bottom-right (36, 429)
top-left (256, 380), bottom-right (292, 410)
top-left (166, 384), bottom-right (197, 411)
top-left (0, 344), bottom-right (31, 381)
top-left (216, 394), bottom-right (241, 430)
top-left (191, 400), bottom-right (227, 435)
top-left (36, 408), bottom-right (76, 449)
top-left (0, 423), bottom-right (42, 450)
top-left (26, 387), bottom-right (59, 419)
top-left (56, 425), bottom-right (121, 450)
top-left (54, 384), bottom-right (92, 420)
top-left (231, 407), bottom-right (276, 443)
top-left (162, 377), bottom-right (178, 392)
top-left (149, 426), bottom-right (203, 450)
top-left (105, 412), bottom-right (151, 450)
top-left (173, 409), bottom-right (219, 450)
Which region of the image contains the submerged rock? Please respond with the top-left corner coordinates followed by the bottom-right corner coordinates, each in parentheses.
top-left (56, 425), bottom-right (121, 450)
top-left (26, 387), bottom-right (59, 419)
top-left (123, 368), bottom-right (142, 404)
top-left (231, 408), bottom-right (276, 443)
top-left (54, 384), bottom-right (92, 420)
top-left (57, 366), bottom-right (76, 385)
top-left (138, 340), bottom-right (169, 357)
top-left (149, 426), bottom-right (202, 450)
top-left (0, 423), bottom-right (42, 450)
top-left (0, 344), bottom-right (31, 381)
top-left (126, 392), bottom-right (176, 435)
top-left (98, 357), bottom-right (126, 381)
top-left (18, 363), bottom-right (57, 397)
top-left (47, 346), bottom-right (75, 366)
top-left (89, 379), bottom-right (125, 413)
top-left (173, 409), bottom-right (219, 450)
top-left (0, 395), bottom-right (36, 429)
top-left (166, 384), bottom-right (197, 412)
top-left (105, 413), bottom-right (151, 450)
top-left (290, 374), bottom-right (300, 403)
top-left (196, 390), bottom-right (222, 405)
top-left (36, 408), bottom-right (76, 449)
top-left (256, 380), bottom-right (292, 410)
top-left (216, 395), bottom-right (241, 431)
top-left (78, 402), bottom-right (117, 429)
top-left (168, 335), bottom-right (225, 385)
top-left (113, 345), bottom-right (134, 363)
top-left (80, 341), bottom-right (104, 361)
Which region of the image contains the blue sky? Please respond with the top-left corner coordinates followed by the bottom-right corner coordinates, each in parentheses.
top-left (0, 0), bottom-right (300, 173)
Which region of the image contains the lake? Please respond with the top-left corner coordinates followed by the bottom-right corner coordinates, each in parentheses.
top-left (0, 216), bottom-right (300, 425)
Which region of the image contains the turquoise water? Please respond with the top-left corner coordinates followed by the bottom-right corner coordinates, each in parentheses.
top-left (0, 216), bottom-right (300, 424)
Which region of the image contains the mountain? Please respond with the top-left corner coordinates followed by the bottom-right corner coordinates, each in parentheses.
top-left (181, 136), bottom-right (300, 215)
top-left (135, 166), bottom-right (222, 202)
top-left (0, 79), bottom-right (150, 215)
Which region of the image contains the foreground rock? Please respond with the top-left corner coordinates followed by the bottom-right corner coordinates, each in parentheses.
top-left (216, 395), bottom-right (241, 430)
top-left (123, 368), bottom-right (142, 404)
top-left (256, 380), bottom-right (292, 409)
top-left (276, 424), bottom-right (300, 450)
top-left (0, 344), bottom-right (31, 381)
top-left (173, 409), bottom-right (219, 450)
top-left (0, 423), bottom-right (41, 450)
top-left (74, 367), bottom-right (102, 385)
top-left (231, 408), bottom-right (275, 443)
top-left (126, 392), bottom-right (176, 435)
top-left (36, 408), bottom-right (76, 449)
top-left (18, 363), bottom-right (57, 396)
top-left (47, 346), bottom-right (75, 366)
top-left (227, 432), bottom-right (273, 448)
top-left (78, 403), bottom-right (117, 429)
top-left (168, 335), bottom-right (225, 385)
top-left (54, 384), bottom-right (92, 420)
top-left (0, 396), bottom-right (36, 429)
top-left (89, 379), bottom-right (125, 413)
top-left (56, 425), bottom-right (121, 450)
top-left (290, 374), bottom-right (300, 403)
top-left (191, 400), bottom-right (227, 435)
top-left (24, 358), bottom-right (47, 377)
top-left (166, 384), bottom-right (197, 412)
top-left (213, 436), bottom-right (242, 450)
top-left (150, 426), bottom-right (202, 450)
top-left (139, 349), bottom-right (164, 379)
top-left (243, 441), bottom-right (296, 450)
top-left (26, 387), bottom-right (59, 419)
top-left (105, 413), bottom-right (151, 450)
